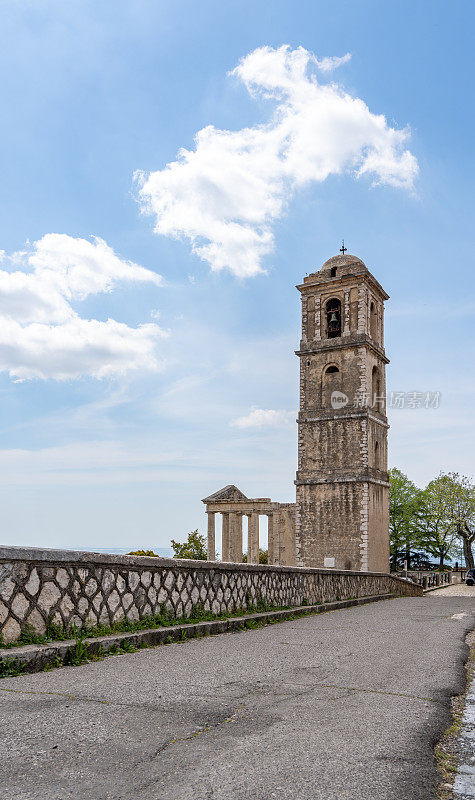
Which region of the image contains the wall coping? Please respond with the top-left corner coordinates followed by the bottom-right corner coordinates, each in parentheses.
top-left (0, 544), bottom-right (415, 589)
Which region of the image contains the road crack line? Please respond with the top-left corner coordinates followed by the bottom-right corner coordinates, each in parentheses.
top-left (0, 686), bottom-right (113, 705)
top-left (0, 685), bottom-right (167, 710)
top-left (132, 702), bottom-right (248, 793)
top-left (153, 702), bottom-right (247, 757)
top-left (315, 683), bottom-right (441, 704)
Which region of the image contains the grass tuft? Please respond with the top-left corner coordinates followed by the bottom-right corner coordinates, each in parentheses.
top-left (0, 596), bottom-right (291, 651)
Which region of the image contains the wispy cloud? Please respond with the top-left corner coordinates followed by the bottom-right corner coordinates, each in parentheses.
top-left (230, 406), bottom-right (295, 429)
top-left (316, 53), bottom-right (352, 73)
top-left (136, 44), bottom-right (418, 278)
top-left (0, 234), bottom-right (167, 380)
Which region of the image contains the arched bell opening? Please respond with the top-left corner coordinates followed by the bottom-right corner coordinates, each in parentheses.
top-left (326, 298), bottom-right (341, 339)
top-left (374, 440), bottom-right (380, 469)
top-left (370, 301), bottom-right (378, 341)
top-left (371, 365), bottom-right (381, 410)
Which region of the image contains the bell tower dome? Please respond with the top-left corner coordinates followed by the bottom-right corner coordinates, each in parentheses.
top-left (295, 252), bottom-right (390, 572)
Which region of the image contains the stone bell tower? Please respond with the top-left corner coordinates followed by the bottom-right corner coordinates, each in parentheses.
top-left (295, 252), bottom-right (390, 573)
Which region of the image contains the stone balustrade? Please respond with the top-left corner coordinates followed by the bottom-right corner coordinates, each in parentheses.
top-left (394, 571), bottom-right (455, 590)
top-left (0, 545), bottom-right (421, 644)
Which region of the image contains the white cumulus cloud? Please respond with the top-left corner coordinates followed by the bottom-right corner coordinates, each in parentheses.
top-left (230, 407), bottom-right (295, 429)
top-left (0, 234), bottom-right (166, 380)
top-left (136, 44), bottom-right (418, 278)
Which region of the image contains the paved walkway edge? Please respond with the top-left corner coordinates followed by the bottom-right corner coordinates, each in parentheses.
top-left (0, 593), bottom-right (394, 674)
top-left (423, 583), bottom-right (465, 594)
top-left (453, 632), bottom-right (475, 799)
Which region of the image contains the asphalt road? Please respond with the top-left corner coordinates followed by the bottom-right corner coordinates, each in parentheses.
top-left (0, 595), bottom-right (474, 800)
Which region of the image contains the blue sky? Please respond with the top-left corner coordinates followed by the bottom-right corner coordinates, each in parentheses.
top-left (0, 0), bottom-right (473, 553)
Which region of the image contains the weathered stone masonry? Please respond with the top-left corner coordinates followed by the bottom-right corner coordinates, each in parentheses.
top-left (0, 546), bottom-right (421, 643)
top-left (203, 252), bottom-right (391, 574)
top-left (295, 252), bottom-right (390, 573)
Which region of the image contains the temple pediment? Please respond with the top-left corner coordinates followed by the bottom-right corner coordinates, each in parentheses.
top-left (202, 485), bottom-right (248, 503)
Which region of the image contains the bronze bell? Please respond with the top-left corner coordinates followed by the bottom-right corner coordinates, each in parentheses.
top-left (329, 312), bottom-right (338, 324)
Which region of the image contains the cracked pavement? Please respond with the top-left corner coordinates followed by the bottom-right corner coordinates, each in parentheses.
top-left (0, 595), bottom-right (474, 800)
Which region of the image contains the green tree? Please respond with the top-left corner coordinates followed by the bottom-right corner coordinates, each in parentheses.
top-left (420, 476), bottom-right (461, 568)
top-left (389, 468), bottom-right (425, 570)
top-left (170, 529), bottom-right (208, 560)
top-left (429, 473), bottom-right (475, 569)
top-left (242, 548), bottom-right (268, 564)
top-left (258, 548), bottom-right (268, 565)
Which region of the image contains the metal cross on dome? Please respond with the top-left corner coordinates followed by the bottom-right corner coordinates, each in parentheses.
top-left (340, 240), bottom-right (347, 255)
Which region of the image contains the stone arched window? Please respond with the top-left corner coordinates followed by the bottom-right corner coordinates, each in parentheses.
top-left (370, 301), bottom-right (378, 341)
top-left (372, 366), bottom-right (381, 409)
top-left (326, 298), bottom-right (341, 339)
top-left (321, 364), bottom-right (341, 407)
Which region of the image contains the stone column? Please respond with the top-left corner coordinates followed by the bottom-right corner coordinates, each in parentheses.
top-left (267, 513), bottom-right (274, 565)
top-left (357, 285), bottom-right (367, 334)
top-left (229, 512), bottom-right (243, 563)
top-left (306, 296), bottom-right (315, 340)
top-left (221, 513), bottom-right (230, 561)
top-left (273, 511), bottom-right (281, 565)
top-left (245, 513), bottom-right (251, 561)
top-left (237, 513), bottom-right (244, 562)
top-left (280, 508), bottom-right (297, 567)
top-left (207, 511), bottom-right (216, 561)
top-left (343, 290), bottom-right (350, 336)
top-left (315, 297), bottom-right (321, 341)
top-left (301, 297), bottom-right (308, 343)
top-left (248, 512), bottom-right (259, 564)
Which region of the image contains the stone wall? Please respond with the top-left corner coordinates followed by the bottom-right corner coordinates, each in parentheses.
top-left (0, 546), bottom-right (422, 643)
top-left (296, 481), bottom-right (365, 571)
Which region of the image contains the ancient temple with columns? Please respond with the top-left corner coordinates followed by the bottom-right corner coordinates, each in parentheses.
top-left (202, 252), bottom-right (390, 573)
top-left (202, 485), bottom-right (296, 566)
